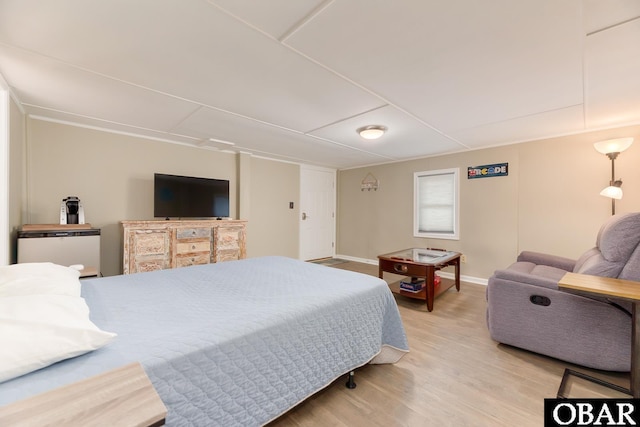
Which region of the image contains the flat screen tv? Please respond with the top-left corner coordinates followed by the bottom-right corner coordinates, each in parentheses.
top-left (154, 173), bottom-right (230, 219)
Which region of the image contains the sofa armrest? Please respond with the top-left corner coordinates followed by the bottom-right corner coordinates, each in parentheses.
top-left (491, 268), bottom-right (560, 290)
top-left (516, 251), bottom-right (576, 271)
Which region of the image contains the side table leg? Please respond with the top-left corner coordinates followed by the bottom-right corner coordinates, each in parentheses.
top-left (455, 257), bottom-right (461, 291)
top-left (426, 267), bottom-right (435, 312)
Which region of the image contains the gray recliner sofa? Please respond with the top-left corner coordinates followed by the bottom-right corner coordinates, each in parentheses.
top-left (486, 212), bottom-right (640, 371)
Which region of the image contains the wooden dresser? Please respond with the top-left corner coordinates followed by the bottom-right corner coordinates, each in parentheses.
top-left (121, 219), bottom-right (247, 274)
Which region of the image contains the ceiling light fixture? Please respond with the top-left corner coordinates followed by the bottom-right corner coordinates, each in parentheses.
top-left (593, 137), bottom-right (633, 215)
top-left (357, 125), bottom-right (387, 140)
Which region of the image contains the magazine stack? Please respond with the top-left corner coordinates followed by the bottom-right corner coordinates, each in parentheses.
top-left (399, 274), bottom-right (441, 292)
top-left (399, 278), bottom-right (425, 293)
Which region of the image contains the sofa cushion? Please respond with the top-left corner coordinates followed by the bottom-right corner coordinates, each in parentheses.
top-left (492, 262), bottom-right (568, 290)
top-left (530, 264), bottom-right (570, 282)
top-left (573, 247), bottom-right (622, 278)
top-left (597, 213), bottom-right (640, 262)
top-left (620, 244), bottom-right (640, 281)
top-left (504, 261), bottom-right (536, 274)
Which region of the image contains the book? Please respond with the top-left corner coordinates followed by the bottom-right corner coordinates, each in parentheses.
top-left (399, 285), bottom-right (424, 293)
top-left (400, 279), bottom-right (425, 292)
top-left (399, 275), bottom-right (441, 292)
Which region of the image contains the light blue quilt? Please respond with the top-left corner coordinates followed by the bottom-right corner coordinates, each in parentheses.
top-left (0, 256), bottom-right (408, 426)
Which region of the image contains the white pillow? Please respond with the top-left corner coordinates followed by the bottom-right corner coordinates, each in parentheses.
top-left (0, 262), bottom-right (81, 297)
top-left (0, 294), bottom-right (117, 383)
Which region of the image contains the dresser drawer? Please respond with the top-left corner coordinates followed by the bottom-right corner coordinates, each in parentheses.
top-left (132, 231), bottom-right (169, 256)
top-left (379, 258), bottom-right (428, 277)
top-left (175, 253), bottom-right (211, 268)
top-left (215, 227), bottom-right (243, 249)
top-left (133, 258), bottom-right (169, 273)
top-left (125, 230), bottom-right (171, 274)
top-left (215, 249), bottom-right (241, 262)
top-left (176, 241), bottom-right (211, 255)
top-left (176, 227), bottom-right (211, 240)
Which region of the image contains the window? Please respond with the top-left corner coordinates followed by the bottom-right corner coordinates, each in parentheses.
top-left (414, 168), bottom-right (459, 240)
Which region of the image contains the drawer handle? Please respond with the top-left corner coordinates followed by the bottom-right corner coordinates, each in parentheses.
top-left (393, 263), bottom-right (408, 273)
top-left (192, 245), bottom-right (196, 250)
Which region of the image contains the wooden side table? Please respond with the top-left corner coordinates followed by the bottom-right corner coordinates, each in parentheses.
top-left (0, 363), bottom-right (167, 426)
top-left (557, 272), bottom-right (640, 398)
top-left (378, 248), bottom-right (461, 312)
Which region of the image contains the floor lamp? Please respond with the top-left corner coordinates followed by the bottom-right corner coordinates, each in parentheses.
top-left (594, 137), bottom-right (633, 215)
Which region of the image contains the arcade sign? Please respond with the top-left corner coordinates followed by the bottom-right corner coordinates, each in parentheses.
top-left (467, 163), bottom-right (508, 179)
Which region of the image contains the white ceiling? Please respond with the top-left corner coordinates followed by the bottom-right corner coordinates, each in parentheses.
top-left (1, 0), bottom-right (639, 169)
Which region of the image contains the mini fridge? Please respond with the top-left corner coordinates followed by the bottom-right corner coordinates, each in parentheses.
top-left (17, 227), bottom-right (101, 275)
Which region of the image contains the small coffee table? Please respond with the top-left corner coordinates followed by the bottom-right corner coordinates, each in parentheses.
top-left (378, 248), bottom-right (461, 312)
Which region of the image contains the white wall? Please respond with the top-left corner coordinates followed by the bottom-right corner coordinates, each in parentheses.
top-left (338, 124), bottom-right (640, 281)
top-left (11, 117), bottom-right (640, 280)
top-left (22, 118), bottom-right (303, 275)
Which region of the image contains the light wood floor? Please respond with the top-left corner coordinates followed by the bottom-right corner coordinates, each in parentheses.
top-left (268, 261), bottom-right (630, 427)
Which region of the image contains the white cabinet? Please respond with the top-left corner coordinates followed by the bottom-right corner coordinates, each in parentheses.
top-left (18, 226), bottom-right (101, 275)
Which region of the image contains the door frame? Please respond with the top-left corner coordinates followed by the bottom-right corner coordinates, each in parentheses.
top-left (0, 76), bottom-right (9, 265)
top-left (298, 164), bottom-right (337, 260)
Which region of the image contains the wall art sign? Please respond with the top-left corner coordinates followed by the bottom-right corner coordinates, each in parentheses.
top-left (467, 162), bottom-right (508, 179)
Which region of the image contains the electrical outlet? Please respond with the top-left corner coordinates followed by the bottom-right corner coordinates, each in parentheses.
top-left (461, 254), bottom-right (467, 263)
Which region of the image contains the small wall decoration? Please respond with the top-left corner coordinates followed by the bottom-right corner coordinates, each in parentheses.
top-left (361, 172), bottom-right (379, 191)
top-left (467, 163), bottom-right (508, 179)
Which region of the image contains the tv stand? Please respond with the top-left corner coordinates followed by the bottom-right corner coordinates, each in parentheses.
top-left (121, 219), bottom-right (246, 274)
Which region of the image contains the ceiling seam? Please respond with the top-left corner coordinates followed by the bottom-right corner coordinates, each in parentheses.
top-left (452, 103), bottom-right (585, 135)
top-left (27, 113), bottom-right (205, 146)
top-left (304, 104), bottom-right (389, 134)
top-left (280, 42), bottom-right (471, 150)
top-left (303, 133), bottom-right (397, 161)
top-left (586, 15), bottom-right (640, 37)
top-left (22, 99), bottom-right (396, 163)
top-left (580, 1), bottom-right (588, 130)
top-left (278, 0), bottom-right (336, 43)
top-left (204, 1), bottom-right (469, 150)
top-left (166, 105), bottom-right (206, 136)
top-left (7, 3), bottom-right (633, 168)
top-left (9, 36), bottom-right (403, 161)
top-left (1, 41), bottom-right (383, 156)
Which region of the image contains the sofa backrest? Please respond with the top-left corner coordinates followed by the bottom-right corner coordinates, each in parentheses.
top-left (574, 212), bottom-right (640, 278)
top-left (620, 243), bottom-right (640, 281)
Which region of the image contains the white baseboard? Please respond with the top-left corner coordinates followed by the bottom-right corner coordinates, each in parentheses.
top-left (335, 254), bottom-right (488, 286)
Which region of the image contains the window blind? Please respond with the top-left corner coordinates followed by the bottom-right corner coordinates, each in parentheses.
top-left (414, 168), bottom-right (458, 239)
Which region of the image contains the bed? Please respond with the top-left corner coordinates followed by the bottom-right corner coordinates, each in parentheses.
top-left (0, 256), bottom-right (409, 426)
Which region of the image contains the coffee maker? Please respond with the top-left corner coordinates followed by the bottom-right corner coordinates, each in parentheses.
top-left (60, 196), bottom-right (85, 224)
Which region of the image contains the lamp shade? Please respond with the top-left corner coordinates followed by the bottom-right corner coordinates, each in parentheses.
top-left (357, 125), bottom-right (387, 140)
top-left (600, 185), bottom-right (623, 200)
top-left (593, 137), bottom-right (633, 155)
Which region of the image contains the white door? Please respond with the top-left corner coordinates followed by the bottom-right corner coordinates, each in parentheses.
top-left (299, 166), bottom-right (336, 261)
